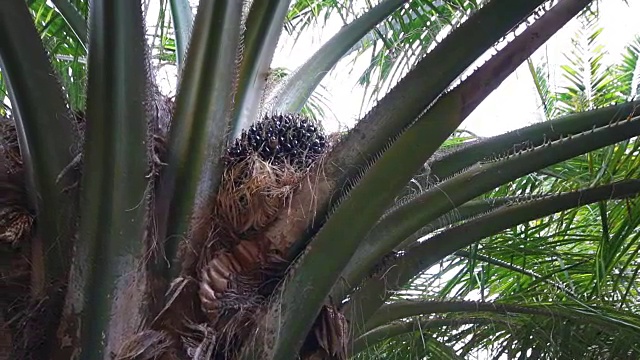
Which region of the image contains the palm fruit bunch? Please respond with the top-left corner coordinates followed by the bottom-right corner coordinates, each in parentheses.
top-left (226, 114), bottom-right (327, 169)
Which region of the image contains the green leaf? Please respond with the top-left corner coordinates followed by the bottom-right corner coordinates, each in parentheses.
top-left (230, 0), bottom-right (292, 137)
top-left (352, 0), bottom-right (473, 105)
top-left (260, 2), bottom-right (585, 357)
top-left (273, 0), bottom-right (408, 112)
top-left (555, 13), bottom-right (621, 114)
top-left (0, 0), bottom-right (77, 283)
top-left (355, 330), bottom-right (466, 360)
top-left (617, 35), bottom-right (640, 99)
top-left (427, 101), bottom-right (640, 182)
top-left (345, 177), bottom-right (640, 332)
top-left (454, 250), bottom-right (582, 300)
top-left (329, 0), bottom-right (591, 305)
top-left (50, 0), bottom-right (88, 50)
top-left (155, 0), bottom-right (243, 281)
top-left (527, 58), bottom-right (557, 119)
top-left (28, 0), bottom-right (89, 110)
top-left (352, 316), bottom-right (512, 355)
top-left (69, 0), bottom-right (149, 357)
top-left (364, 300), bottom-right (622, 333)
top-left (169, 0), bottom-right (194, 69)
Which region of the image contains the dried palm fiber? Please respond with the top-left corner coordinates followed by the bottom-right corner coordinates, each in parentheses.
top-left (309, 306), bottom-right (348, 360)
top-left (215, 114), bottom-right (327, 236)
top-left (115, 330), bottom-right (178, 360)
top-left (176, 314), bottom-right (254, 358)
top-left (0, 239), bottom-right (31, 347)
top-left (0, 119), bottom-right (33, 247)
top-left (213, 157), bottom-right (302, 238)
top-left (191, 115), bottom-right (329, 357)
top-left (0, 171), bottom-right (32, 247)
top-left (199, 251), bottom-right (288, 345)
top-left (0, 244), bottom-right (30, 316)
top-left (147, 90), bottom-right (174, 170)
top-left (0, 118), bottom-right (32, 360)
top-left (201, 114), bottom-right (327, 300)
top-left (0, 119), bottom-right (22, 175)
top-left (180, 323), bottom-right (217, 359)
top-left (9, 285), bottom-right (65, 360)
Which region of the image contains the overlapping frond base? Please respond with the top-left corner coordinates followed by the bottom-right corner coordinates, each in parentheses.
top-left (0, 108), bottom-right (347, 359)
top-left (117, 114), bottom-right (348, 360)
top-left (0, 119), bottom-right (32, 248)
top-left (0, 100), bottom-right (170, 359)
top-left (0, 118), bottom-right (35, 359)
top-left (0, 62), bottom-right (344, 360)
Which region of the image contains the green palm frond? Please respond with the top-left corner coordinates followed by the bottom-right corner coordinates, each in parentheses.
top-left (149, 0), bottom-right (178, 65)
top-left (617, 35), bottom-right (640, 100)
top-left (528, 58), bottom-right (558, 120)
top-left (285, 0), bottom-right (347, 37)
top-left (0, 71), bottom-right (8, 116)
top-left (388, 139), bottom-right (640, 354)
top-left (264, 66), bottom-right (336, 121)
top-left (355, 0), bottom-right (480, 105)
top-left (556, 13), bottom-right (621, 113)
top-left (28, 0), bottom-right (88, 110)
top-left (284, 1), bottom-right (482, 111)
top-left (357, 299), bottom-right (640, 358)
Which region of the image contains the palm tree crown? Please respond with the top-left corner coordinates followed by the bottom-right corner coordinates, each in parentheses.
top-left (1, 0), bottom-right (640, 359)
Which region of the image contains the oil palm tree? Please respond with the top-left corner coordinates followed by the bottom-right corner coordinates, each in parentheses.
top-left (1, 0), bottom-right (640, 359)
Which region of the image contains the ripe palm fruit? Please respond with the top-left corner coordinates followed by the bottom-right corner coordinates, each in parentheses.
top-left (215, 114), bottom-right (329, 236)
top-left (225, 114), bottom-right (327, 169)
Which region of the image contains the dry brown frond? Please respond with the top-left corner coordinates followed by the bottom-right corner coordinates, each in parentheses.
top-left (10, 286), bottom-right (65, 360)
top-left (0, 208), bottom-right (32, 247)
top-left (198, 241), bottom-right (283, 321)
top-left (0, 120), bottom-right (22, 175)
top-left (311, 306), bottom-right (348, 360)
top-left (0, 120), bottom-right (36, 248)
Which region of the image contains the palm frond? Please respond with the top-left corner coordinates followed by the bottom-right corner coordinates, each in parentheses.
top-left (528, 58), bottom-right (558, 120)
top-left (616, 35), bottom-right (640, 100)
top-left (556, 12), bottom-right (621, 114)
